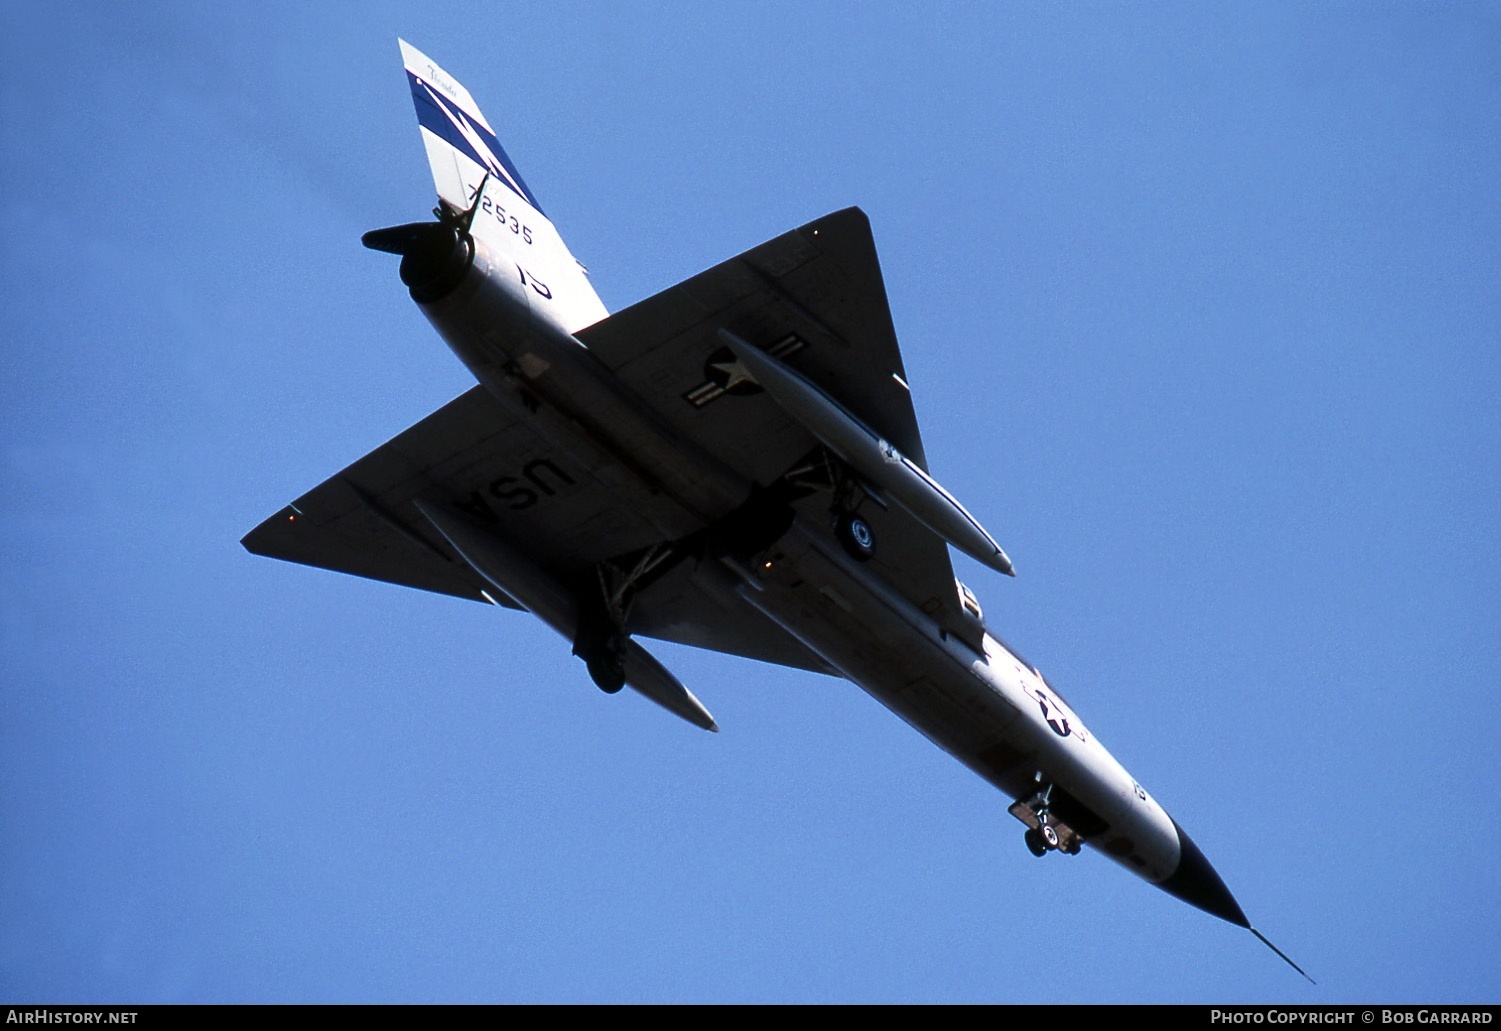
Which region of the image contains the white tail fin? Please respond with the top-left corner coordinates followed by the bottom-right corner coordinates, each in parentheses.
top-left (398, 40), bottom-right (608, 333)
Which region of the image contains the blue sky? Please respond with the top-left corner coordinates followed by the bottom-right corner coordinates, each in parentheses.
top-left (3, 2), bottom-right (1498, 1004)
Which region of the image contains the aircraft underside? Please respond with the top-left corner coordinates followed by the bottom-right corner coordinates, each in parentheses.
top-left (242, 40), bottom-right (1313, 980)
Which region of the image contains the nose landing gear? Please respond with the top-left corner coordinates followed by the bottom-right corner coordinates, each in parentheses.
top-left (1009, 777), bottom-right (1083, 858)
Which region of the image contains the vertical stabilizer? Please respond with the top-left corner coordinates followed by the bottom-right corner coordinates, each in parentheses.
top-left (397, 40), bottom-right (608, 333)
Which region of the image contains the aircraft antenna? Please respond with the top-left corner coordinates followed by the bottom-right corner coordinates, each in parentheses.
top-left (457, 171), bottom-right (492, 233)
top-left (1251, 928), bottom-right (1315, 984)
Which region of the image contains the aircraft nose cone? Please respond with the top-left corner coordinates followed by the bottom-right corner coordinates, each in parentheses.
top-left (1159, 818), bottom-right (1249, 927)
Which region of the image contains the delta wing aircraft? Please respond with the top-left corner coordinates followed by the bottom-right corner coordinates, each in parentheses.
top-left (244, 42), bottom-right (1307, 975)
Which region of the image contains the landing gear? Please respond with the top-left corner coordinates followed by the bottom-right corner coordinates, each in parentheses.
top-left (574, 543), bottom-right (680, 696)
top-left (1008, 776), bottom-right (1084, 858)
top-left (834, 511), bottom-right (876, 562)
top-left (1024, 814), bottom-right (1061, 858)
top-left (777, 447), bottom-right (883, 564)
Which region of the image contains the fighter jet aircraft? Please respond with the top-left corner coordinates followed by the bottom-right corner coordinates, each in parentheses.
top-left (243, 41), bottom-right (1307, 977)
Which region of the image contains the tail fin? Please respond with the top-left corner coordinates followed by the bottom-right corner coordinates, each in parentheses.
top-left (398, 40), bottom-right (607, 332)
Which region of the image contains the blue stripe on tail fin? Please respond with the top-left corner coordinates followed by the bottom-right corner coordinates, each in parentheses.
top-left (405, 71), bottom-right (543, 215)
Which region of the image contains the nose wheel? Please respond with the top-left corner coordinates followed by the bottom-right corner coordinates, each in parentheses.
top-left (1024, 816), bottom-right (1061, 857)
top-left (1009, 779), bottom-right (1083, 858)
